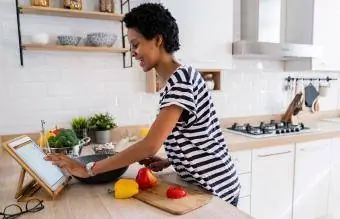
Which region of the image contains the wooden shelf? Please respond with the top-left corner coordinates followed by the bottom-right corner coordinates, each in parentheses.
top-left (22, 44), bottom-right (129, 53)
top-left (199, 69), bottom-right (221, 91)
top-left (19, 6), bottom-right (124, 21)
top-left (145, 68), bottom-right (222, 93)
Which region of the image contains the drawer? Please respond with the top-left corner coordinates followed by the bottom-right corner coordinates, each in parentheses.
top-left (238, 196), bottom-right (251, 215)
top-left (239, 173), bottom-right (251, 198)
top-left (230, 150), bottom-right (252, 174)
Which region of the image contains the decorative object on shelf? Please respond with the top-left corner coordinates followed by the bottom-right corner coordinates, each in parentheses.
top-left (204, 73), bottom-right (215, 90)
top-left (100, 0), bottom-right (115, 13)
top-left (57, 35), bottom-right (82, 46)
top-left (86, 32), bottom-right (117, 47)
top-left (88, 112), bottom-right (117, 144)
top-left (31, 33), bottom-right (49, 45)
top-left (31, 0), bottom-right (49, 7)
top-left (64, 0), bottom-right (83, 10)
top-left (71, 116), bottom-right (88, 140)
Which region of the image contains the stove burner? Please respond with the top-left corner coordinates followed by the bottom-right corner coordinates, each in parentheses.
top-left (227, 120), bottom-right (310, 138)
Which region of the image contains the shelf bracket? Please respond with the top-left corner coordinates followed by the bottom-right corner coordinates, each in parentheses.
top-left (15, 0), bottom-right (24, 66)
top-left (120, 0), bottom-right (132, 68)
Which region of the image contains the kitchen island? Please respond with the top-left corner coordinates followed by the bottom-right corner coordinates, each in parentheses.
top-left (0, 150), bottom-right (253, 219)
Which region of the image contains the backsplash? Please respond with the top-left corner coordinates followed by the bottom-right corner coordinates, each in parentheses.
top-left (1, 0), bottom-right (340, 134)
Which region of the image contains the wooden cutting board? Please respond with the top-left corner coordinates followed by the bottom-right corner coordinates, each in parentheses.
top-left (134, 180), bottom-right (213, 215)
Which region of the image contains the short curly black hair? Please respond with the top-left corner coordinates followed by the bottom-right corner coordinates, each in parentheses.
top-left (123, 3), bottom-right (180, 53)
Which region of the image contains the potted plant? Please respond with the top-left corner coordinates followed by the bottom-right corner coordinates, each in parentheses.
top-left (71, 116), bottom-right (88, 140)
top-left (88, 112), bottom-right (117, 144)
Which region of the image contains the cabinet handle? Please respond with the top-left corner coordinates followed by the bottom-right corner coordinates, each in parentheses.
top-left (257, 150), bottom-right (292, 158)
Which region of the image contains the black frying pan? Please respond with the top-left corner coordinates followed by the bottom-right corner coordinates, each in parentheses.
top-left (73, 153), bottom-right (129, 184)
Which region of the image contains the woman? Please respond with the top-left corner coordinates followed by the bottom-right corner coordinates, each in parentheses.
top-left (45, 3), bottom-right (240, 206)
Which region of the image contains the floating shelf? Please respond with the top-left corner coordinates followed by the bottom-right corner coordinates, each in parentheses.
top-left (19, 6), bottom-right (124, 21)
top-left (23, 44), bottom-right (129, 53)
top-left (145, 68), bottom-right (222, 93)
top-left (15, 0), bottom-right (132, 67)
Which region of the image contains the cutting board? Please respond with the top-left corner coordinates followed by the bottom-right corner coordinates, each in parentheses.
top-left (134, 180), bottom-right (213, 215)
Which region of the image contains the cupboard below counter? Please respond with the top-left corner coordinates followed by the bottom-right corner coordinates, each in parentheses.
top-left (230, 137), bottom-right (340, 219)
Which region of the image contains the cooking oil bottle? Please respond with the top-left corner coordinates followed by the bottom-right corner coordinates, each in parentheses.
top-left (37, 120), bottom-right (51, 152)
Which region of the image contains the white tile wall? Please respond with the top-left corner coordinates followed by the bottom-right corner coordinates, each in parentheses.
top-left (1, 0), bottom-right (340, 134)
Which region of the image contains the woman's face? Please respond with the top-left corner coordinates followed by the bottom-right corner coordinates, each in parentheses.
top-left (127, 28), bottom-right (162, 72)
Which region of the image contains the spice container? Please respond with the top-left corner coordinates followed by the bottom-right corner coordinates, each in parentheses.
top-left (64, 0), bottom-right (83, 10)
top-left (100, 0), bottom-right (115, 13)
top-left (31, 0), bottom-right (49, 7)
top-left (204, 74), bottom-right (215, 90)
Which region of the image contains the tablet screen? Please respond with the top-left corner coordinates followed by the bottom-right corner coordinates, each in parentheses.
top-left (8, 137), bottom-right (68, 191)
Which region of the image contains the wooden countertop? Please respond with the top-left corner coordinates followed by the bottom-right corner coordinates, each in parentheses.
top-left (225, 119), bottom-right (340, 151)
top-left (0, 150), bottom-right (253, 219)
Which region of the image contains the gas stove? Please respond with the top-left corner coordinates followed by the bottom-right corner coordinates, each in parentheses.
top-left (225, 120), bottom-right (312, 139)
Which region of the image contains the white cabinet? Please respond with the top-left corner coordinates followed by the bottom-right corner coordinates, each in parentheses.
top-left (285, 0), bottom-right (340, 71)
top-left (160, 0), bottom-right (233, 69)
top-left (293, 139), bottom-right (331, 219)
top-left (327, 137), bottom-right (340, 219)
top-left (251, 144), bottom-right (295, 219)
top-left (230, 150), bottom-right (252, 215)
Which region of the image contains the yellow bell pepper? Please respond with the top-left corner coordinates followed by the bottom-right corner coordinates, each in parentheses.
top-left (114, 179), bottom-right (139, 199)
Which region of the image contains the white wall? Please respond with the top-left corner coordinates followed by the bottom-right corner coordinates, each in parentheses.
top-left (1, 0), bottom-right (340, 134)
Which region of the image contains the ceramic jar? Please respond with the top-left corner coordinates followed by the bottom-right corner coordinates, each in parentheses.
top-left (100, 0), bottom-right (115, 13)
top-left (204, 74), bottom-right (215, 90)
top-left (31, 0), bottom-right (49, 7)
top-left (64, 0), bottom-right (83, 10)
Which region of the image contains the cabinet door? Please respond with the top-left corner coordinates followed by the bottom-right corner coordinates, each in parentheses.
top-left (251, 144), bottom-right (295, 219)
top-left (160, 0), bottom-right (233, 69)
top-left (312, 0), bottom-right (340, 71)
top-left (293, 139), bottom-right (331, 219)
top-left (328, 138), bottom-right (340, 218)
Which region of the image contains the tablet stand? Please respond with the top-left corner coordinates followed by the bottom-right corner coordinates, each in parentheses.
top-left (15, 168), bottom-right (50, 202)
top-left (4, 135), bottom-right (71, 202)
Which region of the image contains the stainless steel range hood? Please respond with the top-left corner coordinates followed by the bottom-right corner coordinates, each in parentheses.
top-left (232, 0), bottom-right (322, 59)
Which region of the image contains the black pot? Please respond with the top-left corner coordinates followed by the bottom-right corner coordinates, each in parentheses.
top-left (74, 153), bottom-right (128, 184)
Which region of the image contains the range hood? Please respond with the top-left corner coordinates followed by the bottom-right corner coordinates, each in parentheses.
top-left (232, 0), bottom-right (323, 59)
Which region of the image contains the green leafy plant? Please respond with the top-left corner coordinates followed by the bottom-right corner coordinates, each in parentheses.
top-left (88, 112), bottom-right (117, 131)
top-left (71, 116), bottom-right (88, 129)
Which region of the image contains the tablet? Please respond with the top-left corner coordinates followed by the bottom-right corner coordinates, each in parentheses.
top-left (5, 136), bottom-right (69, 192)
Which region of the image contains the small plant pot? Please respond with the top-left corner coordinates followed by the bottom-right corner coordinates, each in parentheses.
top-left (95, 130), bottom-right (111, 144)
top-left (74, 128), bottom-right (88, 140)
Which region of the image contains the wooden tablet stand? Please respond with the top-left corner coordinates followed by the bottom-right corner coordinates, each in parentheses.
top-left (4, 135), bottom-right (71, 202)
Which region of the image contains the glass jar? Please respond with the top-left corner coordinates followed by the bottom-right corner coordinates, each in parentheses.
top-left (31, 0), bottom-right (49, 7)
top-left (64, 0), bottom-right (83, 10)
top-left (204, 74), bottom-right (215, 90)
top-left (100, 0), bottom-right (115, 13)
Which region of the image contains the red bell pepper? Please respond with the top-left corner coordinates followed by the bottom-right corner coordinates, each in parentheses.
top-left (166, 186), bottom-right (187, 199)
top-left (135, 167), bottom-right (158, 190)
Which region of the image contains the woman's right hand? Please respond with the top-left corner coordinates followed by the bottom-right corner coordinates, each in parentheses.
top-left (138, 156), bottom-right (170, 172)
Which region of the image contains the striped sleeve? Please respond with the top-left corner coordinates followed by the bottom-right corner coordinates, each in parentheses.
top-left (160, 81), bottom-right (197, 126)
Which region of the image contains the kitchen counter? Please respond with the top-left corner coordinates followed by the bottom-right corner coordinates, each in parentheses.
top-left (224, 119), bottom-right (340, 151)
top-left (0, 151), bottom-right (253, 219)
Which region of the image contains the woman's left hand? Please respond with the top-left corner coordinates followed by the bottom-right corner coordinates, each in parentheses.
top-left (44, 153), bottom-right (89, 178)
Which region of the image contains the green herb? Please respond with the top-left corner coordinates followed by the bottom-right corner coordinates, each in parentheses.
top-left (71, 116), bottom-right (88, 129)
top-left (88, 112), bottom-right (117, 131)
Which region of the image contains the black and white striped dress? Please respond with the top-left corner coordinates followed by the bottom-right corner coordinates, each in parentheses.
top-left (159, 65), bottom-right (240, 203)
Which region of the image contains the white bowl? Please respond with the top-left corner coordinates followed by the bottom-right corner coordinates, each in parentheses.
top-left (31, 33), bottom-right (49, 45)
